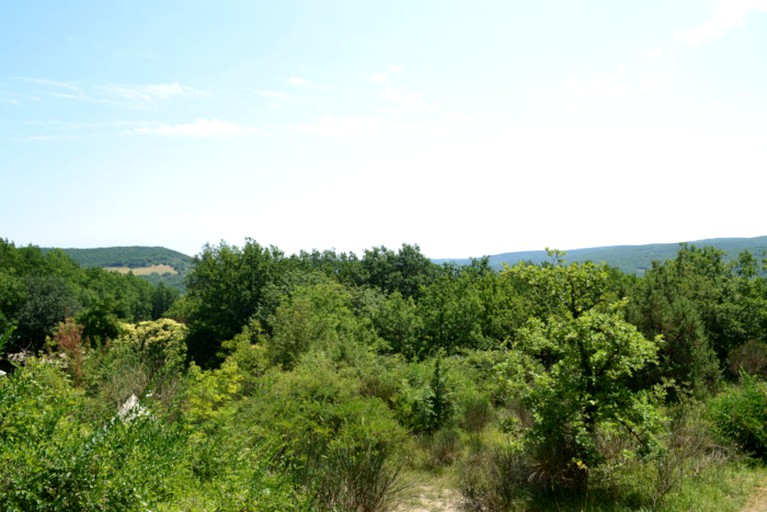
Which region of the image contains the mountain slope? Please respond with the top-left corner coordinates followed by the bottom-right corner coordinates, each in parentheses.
top-left (42, 246), bottom-right (194, 291)
top-left (437, 236), bottom-right (767, 274)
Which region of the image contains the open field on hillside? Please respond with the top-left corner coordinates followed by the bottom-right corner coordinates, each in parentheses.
top-left (104, 264), bottom-right (177, 276)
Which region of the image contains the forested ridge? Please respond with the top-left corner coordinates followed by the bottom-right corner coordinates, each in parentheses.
top-left (2, 237), bottom-right (767, 511)
top-left (43, 246), bottom-right (193, 273)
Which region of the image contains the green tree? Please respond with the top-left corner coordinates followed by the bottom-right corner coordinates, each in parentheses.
top-left (627, 245), bottom-right (741, 396)
top-left (514, 303), bottom-right (664, 490)
top-left (364, 290), bottom-right (423, 359)
top-left (502, 250), bottom-right (616, 322)
top-left (151, 283), bottom-right (180, 320)
top-left (266, 280), bottom-right (377, 369)
top-left (184, 240), bottom-right (284, 366)
top-left (361, 244), bottom-right (438, 299)
top-left (15, 275), bottom-right (79, 351)
top-left (418, 267), bottom-right (487, 354)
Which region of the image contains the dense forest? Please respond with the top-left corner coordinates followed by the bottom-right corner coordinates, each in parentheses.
top-left (2, 238), bottom-right (767, 511)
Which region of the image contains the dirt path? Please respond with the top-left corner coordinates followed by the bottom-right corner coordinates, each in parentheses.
top-left (394, 483), bottom-right (466, 512)
top-left (743, 484), bottom-right (767, 512)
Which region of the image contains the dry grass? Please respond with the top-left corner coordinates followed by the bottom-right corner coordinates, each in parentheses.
top-left (104, 264), bottom-right (177, 276)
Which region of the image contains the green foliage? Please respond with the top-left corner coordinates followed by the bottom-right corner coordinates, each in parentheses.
top-left (391, 356), bottom-right (455, 435)
top-left (360, 244), bottom-right (438, 299)
top-left (458, 439), bottom-right (529, 511)
top-left (50, 245), bottom-right (193, 274)
top-left (151, 283), bottom-right (180, 320)
top-left (627, 245), bottom-right (755, 398)
top-left (418, 268), bottom-right (488, 354)
top-left (76, 299), bottom-right (122, 346)
top-left (266, 280), bottom-right (378, 369)
top-left (0, 359), bottom-right (305, 511)
top-left (184, 239), bottom-right (284, 366)
top-left (443, 236), bottom-right (767, 276)
top-left (707, 372), bottom-right (767, 461)
top-left (729, 339), bottom-right (767, 379)
top-left (502, 252), bottom-right (616, 321)
top-left (0, 360), bottom-right (177, 511)
top-left (182, 359), bottom-right (244, 428)
top-left (7, 237), bottom-right (767, 509)
top-left (361, 289), bottom-right (424, 359)
top-left (90, 319), bottom-right (187, 409)
top-left (15, 275), bottom-right (80, 350)
top-left (239, 358), bottom-right (407, 510)
top-left (0, 241), bottom-right (163, 353)
top-left (512, 303), bottom-right (664, 490)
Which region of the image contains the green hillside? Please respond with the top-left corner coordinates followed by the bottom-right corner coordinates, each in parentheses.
top-left (438, 236), bottom-right (767, 274)
top-left (51, 246), bottom-right (193, 272)
top-left (42, 246), bottom-right (194, 291)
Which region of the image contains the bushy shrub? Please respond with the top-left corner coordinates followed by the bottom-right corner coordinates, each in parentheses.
top-left (0, 360), bottom-right (181, 511)
top-left (239, 358), bottom-right (407, 511)
top-left (426, 427), bottom-right (462, 468)
top-left (266, 281), bottom-right (378, 370)
top-left (392, 356), bottom-right (455, 435)
top-left (512, 306), bottom-right (664, 491)
top-left (0, 358), bottom-right (307, 511)
top-left (458, 439), bottom-right (529, 511)
top-left (707, 372), bottom-right (767, 461)
top-left (314, 436), bottom-right (405, 512)
top-left (458, 390), bottom-right (494, 433)
top-left (87, 318), bottom-right (187, 412)
top-left (729, 339), bottom-right (767, 379)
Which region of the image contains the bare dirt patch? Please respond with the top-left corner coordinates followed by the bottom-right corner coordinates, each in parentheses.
top-left (395, 483), bottom-right (466, 512)
top-left (743, 483), bottom-right (767, 512)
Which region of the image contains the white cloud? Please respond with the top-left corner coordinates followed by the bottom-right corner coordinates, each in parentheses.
top-left (564, 66), bottom-right (667, 98)
top-left (371, 65), bottom-right (402, 84)
top-left (300, 116), bottom-right (387, 136)
top-left (383, 84), bottom-right (435, 111)
top-left (0, 92), bottom-right (21, 105)
top-left (14, 77), bottom-right (92, 101)
top-left (99, 82), bottom-right (209, 105)
top-left (288, 76), bottom-right (306, 86)
top-left (129, 118), bottom-right (262, 137)
top-left (563, 76), bottom-right (631, 98)
top-left (13, 78), bottom-right (209, 107)
top-left (252, 89), bottom-right (291, 100)
top-left (299, 116), bottom-right (444, 137)
top-left (693, 101), bottom-right (726, 114)
top-left (677, 0), bottom-right (767, 47)
top-left (640, 72), bottom-right (667, 94)
top-left (644, 46), bottom-right (664, 59)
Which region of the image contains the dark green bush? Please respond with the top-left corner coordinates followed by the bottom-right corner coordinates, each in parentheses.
top-left (707, 372), bottom-right (767, 461)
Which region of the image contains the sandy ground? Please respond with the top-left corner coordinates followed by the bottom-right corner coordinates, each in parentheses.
top-left (394, 484), bottom-right (466, 512)
top-left (743, 484), bottom-right (767, 512)
top-left (393, 477), bottom-right (767, 511)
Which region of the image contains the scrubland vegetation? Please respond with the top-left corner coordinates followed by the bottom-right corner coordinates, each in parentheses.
top-left (2, 238), bottom-right (767, 511)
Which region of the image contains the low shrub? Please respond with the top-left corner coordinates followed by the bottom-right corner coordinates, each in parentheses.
top-left (0, 360), bottom-right (182, 511)
top-left (707, 372), bottom-right (767, 461)
top-left (458, 439), bottom-right (529, 511)
top-left (238, 359), bottom-right (408, 511)
top-left (729, 340), bottom-right (767, 379)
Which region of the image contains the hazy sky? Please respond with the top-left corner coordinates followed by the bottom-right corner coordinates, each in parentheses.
top-left (2, 1), bottom-right (766, 258)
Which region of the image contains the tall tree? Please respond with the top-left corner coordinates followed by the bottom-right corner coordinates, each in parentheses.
top-left (184, 239), bottom-right (284, 366)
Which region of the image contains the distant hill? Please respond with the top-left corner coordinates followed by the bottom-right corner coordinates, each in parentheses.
top-left (43, 246), bottom-right (194, 291)
top-left (436, 236), bottom-right (767, 275)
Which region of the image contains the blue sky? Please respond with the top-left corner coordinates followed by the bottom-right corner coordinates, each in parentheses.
top-left (2, 1), bottom-right (766, 258)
